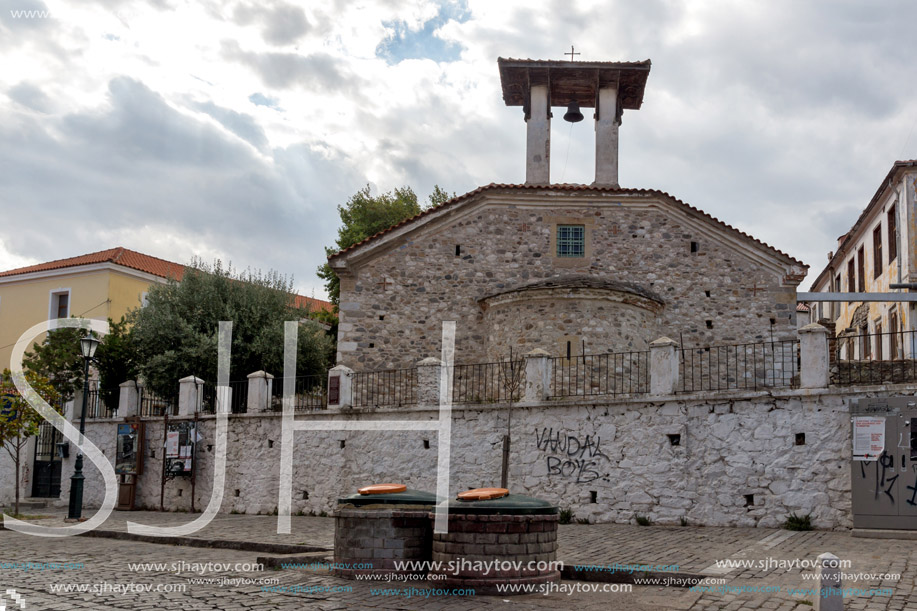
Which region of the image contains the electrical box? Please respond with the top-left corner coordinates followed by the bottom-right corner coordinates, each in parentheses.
top-left (850, 396), bottom-right (917, 529)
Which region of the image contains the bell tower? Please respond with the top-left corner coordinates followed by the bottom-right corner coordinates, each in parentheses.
top-left (498, 56), bottom-right (651, 186)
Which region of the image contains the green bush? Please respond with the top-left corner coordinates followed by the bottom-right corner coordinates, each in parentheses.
top-left (558, 508), bottom-right (574, 524)
top-left (635, 514), bottom-right (652, 526)
top-left (783, 512), bottom-right (813, 531)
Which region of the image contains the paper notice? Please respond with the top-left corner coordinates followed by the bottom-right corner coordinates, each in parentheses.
top-left (166, 431), bottom-right (180, 457)
top-left (853, 417), bottom-right (885, 461)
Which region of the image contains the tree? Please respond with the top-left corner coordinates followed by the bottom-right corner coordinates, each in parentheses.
top-left (318, 184), bottom-right (455, 305)
top-left (23, 320), bottom-right (138, 411)
top-left (129, 260), bottom-right (333, 399)
top-left (23, 327), bottom-right (83, 400)
top-left (498, 350), bottom-right (524, 489)
top-left (94, 318), bottom-right (139, 410)
top-left (0, 369), bottom-right (60, 516)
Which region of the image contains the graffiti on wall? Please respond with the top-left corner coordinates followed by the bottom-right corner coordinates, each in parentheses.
top-left (534, 427), bottom-right (610, 483)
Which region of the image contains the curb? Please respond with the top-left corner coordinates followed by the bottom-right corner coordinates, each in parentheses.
top-left (561, 566), bottom-right (706, 587)
top-left (77, 529), bottom-right (329, 555)
top-left (256, 552), bottom-right (332, 569)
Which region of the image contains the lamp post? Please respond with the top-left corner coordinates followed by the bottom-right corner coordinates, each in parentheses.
top-left (67, 332), bottom-right (100, 520)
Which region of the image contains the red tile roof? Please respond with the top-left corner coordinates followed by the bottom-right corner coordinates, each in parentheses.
top-left (0, 247), bottom-right (333, 313)
top-left (294, 294), bottom-right (333, 313)
top-left (327, 183), bottom-right (807, 268)
top-left (0, 247), bottom-right (186, 279)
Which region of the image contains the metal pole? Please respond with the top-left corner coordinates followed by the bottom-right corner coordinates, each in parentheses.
top-left (67, 356), bottom-right (90, 520)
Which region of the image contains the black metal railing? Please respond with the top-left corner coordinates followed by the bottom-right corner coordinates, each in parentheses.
top-left (200, 380), bottom-right (248, 414)
top-left (550, 351), bottom-right (649, 398)
top-left (352, 367), bottom-right (416, 408)
top-left (834, 329), bottom-right (917, 385)
top-left (678, 340), bottom-right (799, 393)
top-left (84, 383), bottom-right (114, 419)
top-left (452, 360), bottom-right (524, 403)
top-left (269, 375), bottom-right (328, 411)
top-left (139, 387), bottom-right (177, 417)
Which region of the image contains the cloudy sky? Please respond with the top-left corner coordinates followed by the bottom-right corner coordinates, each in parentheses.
top-left (1, 0), bottom-right (916, 297)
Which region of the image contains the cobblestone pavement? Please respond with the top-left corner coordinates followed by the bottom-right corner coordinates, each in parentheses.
top-left (1, 508), bottom-right (914, 610)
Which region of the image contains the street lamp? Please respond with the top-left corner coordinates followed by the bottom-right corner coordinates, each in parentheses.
top-left (67, 332), bottom-right (100, 520)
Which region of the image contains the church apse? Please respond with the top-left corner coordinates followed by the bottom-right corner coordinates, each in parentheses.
top-left (477, 276), bottom-right (664, 361)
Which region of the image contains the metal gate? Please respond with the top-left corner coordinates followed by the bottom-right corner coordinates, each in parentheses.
top-left (851, 396), bottom-right (917, 529)
top-left (31, 421), bottom-right (62, 498)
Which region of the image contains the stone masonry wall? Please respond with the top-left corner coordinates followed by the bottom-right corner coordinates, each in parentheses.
top-left (481, 288), bottom-right (659, 361)
top-left (335, 191), bottom-right (800, 371)
top-left (7, 385), bottom-right (910, 530)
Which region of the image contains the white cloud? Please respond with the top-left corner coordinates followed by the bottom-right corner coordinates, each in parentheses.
top-left (1, 0), bottom-right (917, 298)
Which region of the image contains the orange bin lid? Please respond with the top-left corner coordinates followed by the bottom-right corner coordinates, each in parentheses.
top-left (358, 483), bottom-right (407, 495)
top-left (457, 487), bottom-right (509, 501)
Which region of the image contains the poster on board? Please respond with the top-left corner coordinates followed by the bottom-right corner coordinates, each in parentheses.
top-left (853, 416), bottom-right (885, 461)
top-left (116, 422), bottom-right (143, 475)
top-left (164, 421), bottom-right (195, 476)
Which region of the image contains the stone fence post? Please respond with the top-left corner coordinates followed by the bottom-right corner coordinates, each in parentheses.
top-left (247, 370), bottom-right (274, 412)
top-left (649, 337), bottom-right (679, 396)
top-left (524, 349), bottom-right (552, 402)
top-left (416, 358), bottom-right (443, 408)
top-left (118, 380), bottom-right (139, 417)
top-left (815, 552), bottom-right (842, 611)
top-left (327, 365), bottom-right (354, 409)
top-left (178, 376), bottom-right (204, 416)
top-left (799, 323), bottom-right (830, 389)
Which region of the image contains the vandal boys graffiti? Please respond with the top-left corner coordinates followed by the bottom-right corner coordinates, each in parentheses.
top-left (534, 427), bottom-right (610, 483)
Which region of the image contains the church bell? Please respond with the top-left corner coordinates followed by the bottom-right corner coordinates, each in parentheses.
top-left (563, 101), bottom-right (584, 123)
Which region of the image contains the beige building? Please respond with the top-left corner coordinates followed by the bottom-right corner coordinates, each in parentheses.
top-left (810, 160), bottom-right (917, 359)
top-left (329, 57), bottom-right (808, 370)
top-left (0, 247), bottom-right (188, 371)
top-left (0, 246), bottom-right (333, 371)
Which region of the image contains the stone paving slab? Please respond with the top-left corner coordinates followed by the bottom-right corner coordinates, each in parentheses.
top-left (1, 508), bottom-right (914, 609)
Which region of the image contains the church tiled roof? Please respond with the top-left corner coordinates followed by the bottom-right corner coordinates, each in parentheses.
top-left (328, 183), bottom-right (807, 269)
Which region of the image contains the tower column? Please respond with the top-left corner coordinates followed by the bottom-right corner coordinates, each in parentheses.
top-left (594, 86), bottom-right (619, 186)
top-left (525, 85), bottom-right (550, 184)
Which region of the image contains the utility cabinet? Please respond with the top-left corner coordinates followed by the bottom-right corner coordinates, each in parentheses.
top-left (851, 396), bottom-right (917, 529)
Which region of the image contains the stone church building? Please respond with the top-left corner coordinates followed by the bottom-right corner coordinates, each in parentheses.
top-left (329, 58), bottom-right (807, 370)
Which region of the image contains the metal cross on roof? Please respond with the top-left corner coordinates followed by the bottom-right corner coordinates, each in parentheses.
top-left (564, 45), bottom-right (580, 61)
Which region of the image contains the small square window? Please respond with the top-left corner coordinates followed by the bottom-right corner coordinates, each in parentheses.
top-left (556, 225), bottom-right (585, 258)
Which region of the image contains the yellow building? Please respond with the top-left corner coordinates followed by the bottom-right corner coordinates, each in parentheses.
top-left (0, 247), bottom-right (334, 371)
top-left (0, 247), bottom-right (188, 371)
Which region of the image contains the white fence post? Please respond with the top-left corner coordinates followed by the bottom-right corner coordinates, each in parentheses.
top-left (799, 323), bottom-right (830, 389)
top-left (524, 349), bottom-right (552, 402)
top-left (118, 380), bottom-right (139, 417)
top-left (416, 358), bottom-right (443, 408)
top-left (327, 365), bottom-right (354, 409)
top-left (247, 370), bottom-right (274, 412)
top-left (178, 376), bottom-right (204, 416)
top-left (650, 337), bottom-right (679, 396)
